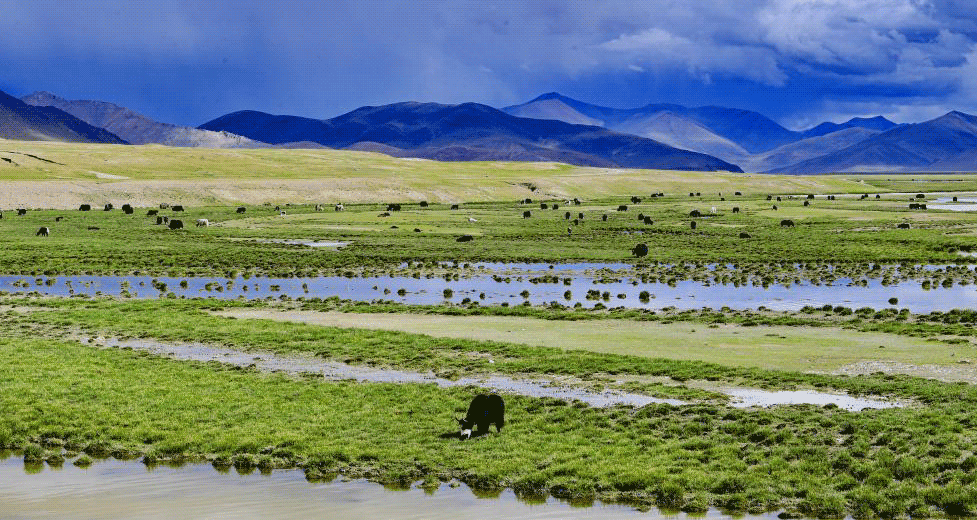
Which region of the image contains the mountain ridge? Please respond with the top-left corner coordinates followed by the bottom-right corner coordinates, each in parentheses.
top-left (199, 101), bottom-right (743, 171)
top-left (21, 91), bottom-right (262, 148)
top-left (0, 89), bottom-right (127, 144)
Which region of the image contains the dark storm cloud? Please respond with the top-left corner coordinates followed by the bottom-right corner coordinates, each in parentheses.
top-left (1, 0), bottom-right (976, 128)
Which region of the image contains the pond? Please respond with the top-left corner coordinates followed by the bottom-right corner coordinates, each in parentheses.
top-left (4, 457), bottom-right (772, 520)
top-left (3, 267), bottom-right (977, 313)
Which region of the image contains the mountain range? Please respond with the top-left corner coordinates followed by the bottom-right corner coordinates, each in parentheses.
top-left (0, 89), bottom-right (126, 144)
top-left (198, 102), bottom-right (742, 171)
top-left (21, 91), bottom-right (261, 148)
top-left (4, 85), bottom-right (977, 173)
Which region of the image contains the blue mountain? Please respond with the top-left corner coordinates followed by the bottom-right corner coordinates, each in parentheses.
top-left (199, 101), bottom-right (742, 172)
top-left (800, 116), bottom-right (899, 139)
top-left (0, 89), bottom-right (127, 144)
top-left (772, 111), bottom-right (977, 173)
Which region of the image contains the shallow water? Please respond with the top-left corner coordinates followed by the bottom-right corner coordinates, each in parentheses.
top-left (3, 268), bottom-right (977, 312)
top-left (929, 197), bottom-right (977, 211)
top-left (84, 337), bottom-right (900, 411)
top-left (2, 458), bottom-right (774, 520)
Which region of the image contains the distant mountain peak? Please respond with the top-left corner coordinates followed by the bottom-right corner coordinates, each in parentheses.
top-left (530, 92), bottom-right (570, 102)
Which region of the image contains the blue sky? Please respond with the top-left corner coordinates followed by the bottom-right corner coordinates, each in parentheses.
top-left (2, 0), bottom-right (977, 130)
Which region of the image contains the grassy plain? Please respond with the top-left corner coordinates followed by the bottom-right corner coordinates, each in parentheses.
top-left (3, 140), bottom-right (977, 517)
top-left (213, 308), bottom-right (962, 374)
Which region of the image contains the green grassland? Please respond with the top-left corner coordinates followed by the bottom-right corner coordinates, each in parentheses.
top-left (1, 191), bottom-right (977, 277)
top-left (4, 141), bottom-right (977, 517)
top-left (4, 298), bottom-right (977, 517)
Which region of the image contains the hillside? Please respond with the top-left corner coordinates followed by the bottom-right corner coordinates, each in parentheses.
top-left (199, 101), bottom-right (743, 172)
top-left (21, 91), bottom-right (262, 148)
top-left (773, 111), bottom-right (977, 173)
top-left (0, 89), bottom-right (126, 144)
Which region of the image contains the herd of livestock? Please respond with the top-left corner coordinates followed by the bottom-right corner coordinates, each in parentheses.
top-left (0, 191), bottom-right (927, 241)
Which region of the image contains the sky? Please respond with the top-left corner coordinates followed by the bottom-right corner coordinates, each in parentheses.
top-left (2, 0), bottom-right (977, 130)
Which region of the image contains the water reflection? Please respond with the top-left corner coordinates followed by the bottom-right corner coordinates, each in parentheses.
top-left (2, 268), bottom-right (977, 312)
top-left (0, 458), bottom-right (777, 520)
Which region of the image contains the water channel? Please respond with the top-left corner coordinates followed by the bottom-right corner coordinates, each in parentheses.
top-left (2, 262), bottom-right (976, 312)
top-left (82, 337), bottom-right (900, 411)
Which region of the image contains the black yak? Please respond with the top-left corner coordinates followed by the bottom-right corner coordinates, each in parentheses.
top-left (457, 394), bottom-right (505, 440)
top-left (169, 219), bottom-right (184, 230)
top-left (35, 226), bottom-right (49, 237)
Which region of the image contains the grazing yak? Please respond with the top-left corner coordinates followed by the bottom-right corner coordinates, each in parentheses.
top-left (169, 219), bottom-right (184, 230)
top-left (732, 207), bottom-right (740, 213)
top-left (617, 205), bottom-right (628, 211)
top-left (689, 210), bottom-right (701, 218)
top-left (386, 203), bottom-right (401, 211)
top-left (523, 210), bottom-right (531, 218)
top-left (172, 205), bottom-right (185, 212)
top-left (123, 205), bottom-right (134, 214)
top-left (457, 394), bottom-right (505, 440)
top-left (237, 207), bottom-right (247, 213)
top-left (565, 211), bottom-right (571, 220)
top-left (35, 226), bottom-right (49, 237)
top-left (103, 203), bottom-right (113, 211)
top-left (781, 219), bottom-right (795, 227)
top-left (898, 223), bottom-right (911, 229)
top-left (55, 216), bottom-right (64, 222)
top-left (159, 203), bottom-right (170, 209)
top-left (450, 204), bottom-right (460, 210)
top-left (631, 243), bottom-right (649, 257)
top-left (690, 221), bottom-right (697, 229)
top-left (79, 204), bottom-right (91, 211)
top-left (334, 204), bottom-right (344, 212)
top-left (147, 209), bottom-right (158, 216)
top-left (419, 201), bottom-right (429, 207)
top-left (456, 235), bottom-right (474, 242)
top-left (601, 214), bottom-right (608, 221)
top-left (739, 232), bottom-right (751, 238)
top-left (540, 203), bottom-right (548, 209)
top-left (643, 216), bottom-right (653, 225)
top-left (156, 216), bottom-right (164, 225)
top-left (17, 208), bottom-right (26, 216)
top-left (196, 219), bottom-right (209, 227)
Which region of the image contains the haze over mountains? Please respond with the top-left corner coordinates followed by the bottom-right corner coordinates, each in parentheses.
top-left (501, 93), bottom-right (914, 172)
top-left (198, 102), bottom-right (742, 172)
top-left (21, 92), bottom-right (261, 148)
top-left (4, 85), bottom-right (977, 174)
top-left (0, 89), bottom-right (126, 144)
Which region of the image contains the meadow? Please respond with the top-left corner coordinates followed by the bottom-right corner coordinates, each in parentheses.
top-left (3, 141), bottom-right (977, 517)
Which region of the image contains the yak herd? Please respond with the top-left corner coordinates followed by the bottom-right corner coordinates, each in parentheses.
top-left (10, 192), bottom-right (921, 244)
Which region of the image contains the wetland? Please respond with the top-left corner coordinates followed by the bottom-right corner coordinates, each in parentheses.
top-left (4, 146), bottom-right (977, 518)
